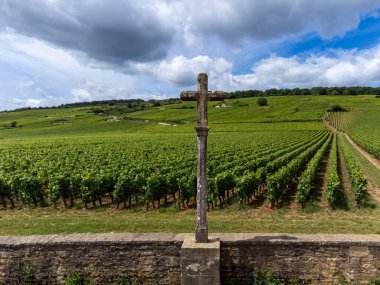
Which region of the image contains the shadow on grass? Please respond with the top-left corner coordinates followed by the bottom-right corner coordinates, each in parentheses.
top-left (334, 187), bottom-right (350, 210)
top-left (247, 190), bottom-right (268, 209)
top-left (360, 192), bottom-right (378, 210)
top-left (302, 203), bottom-right (321, 214)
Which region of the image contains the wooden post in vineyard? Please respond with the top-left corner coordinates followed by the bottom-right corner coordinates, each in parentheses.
top-left (180, 73), bottom-right (225, 243)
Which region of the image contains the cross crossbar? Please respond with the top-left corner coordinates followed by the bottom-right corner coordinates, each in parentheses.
top-left (180, 91), bottom-right (225, 101)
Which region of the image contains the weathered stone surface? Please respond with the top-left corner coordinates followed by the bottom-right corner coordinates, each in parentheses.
top-left (0, 233), bottom-right (182, 284)
top-left (218, 234), bottom-right (380, 285)
top-left (180, 73), bottom-right (226, 243)
top-left (0, 233), bottom-right (379, 284)
top-left (181, 237), bottom-right (220, 285)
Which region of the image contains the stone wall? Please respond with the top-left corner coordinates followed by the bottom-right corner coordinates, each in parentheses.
top-left (0, 233), bottom-right (183, 284)
top-left (218, 234), bottom-right (380, 285)
top-left (0, 233), bottom-right (379, 284)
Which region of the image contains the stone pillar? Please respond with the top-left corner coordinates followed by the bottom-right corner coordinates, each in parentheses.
top-left (179, 73), bottom-right (225, 244)
top-left (195, 126), bottom-right (209, 243)
top-left (181, 236), bottom-right (220, 285)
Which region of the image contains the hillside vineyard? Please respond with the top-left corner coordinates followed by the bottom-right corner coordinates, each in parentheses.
top-left (0, 131), bottom-right (329, 209)
top-left (0, 95), bottom-right (379, 212)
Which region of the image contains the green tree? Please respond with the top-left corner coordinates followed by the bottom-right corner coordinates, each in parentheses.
top-left (257, 97), bottom-right (268, 106)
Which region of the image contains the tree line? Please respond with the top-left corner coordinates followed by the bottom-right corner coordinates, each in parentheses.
top-left (228, 86), bottom-right (380, 98)
top-left (3, 86), bottom-right (380, 113)
top-left (4, 98), bottom-right (181, 113)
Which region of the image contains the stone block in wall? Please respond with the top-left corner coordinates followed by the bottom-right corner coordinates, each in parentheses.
top-left (181, 237), bottom-right (220, 285)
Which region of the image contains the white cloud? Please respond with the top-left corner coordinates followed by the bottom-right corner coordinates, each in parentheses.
top-left (16, 80), bottom-right (35, 90)
top-left (0, 31), bottom-right (155, 110)
top-left (140, 44), bottom-right (380, 92)
top-left (0, 1), bottom-right (380, 110)
top-left (233, 44), bottom-right (380, 89)
top-left (25, 98), bottom-right (44, 107)
top-left (135, 55), bottom-right (232, 89)
top-left (71, 88), bottom-right (92, 102)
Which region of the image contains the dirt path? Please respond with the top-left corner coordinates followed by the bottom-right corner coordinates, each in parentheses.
top-left (340, 133), bottom-right (380, 204)
top-left (327, 119), bottom-right (380, 171)
top-left (325, 121), bottom-right (380, 203)
top-left (342, 133), bottom-right (380, 202)
top-left (343, 133), bottom-right (380, 172)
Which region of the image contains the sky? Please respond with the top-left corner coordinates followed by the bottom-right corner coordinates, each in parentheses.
top-left (1, 1), bottom-right (380, 110)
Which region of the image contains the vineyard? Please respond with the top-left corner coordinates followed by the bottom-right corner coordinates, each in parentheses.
top-left (0, 130), bottom-right (331, 210)
top-left (326, 110), bottom-right (380, 160)
top-left (0, 95), bottom-right (379, 235)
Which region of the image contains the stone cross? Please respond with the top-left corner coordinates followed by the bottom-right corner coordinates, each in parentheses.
top-left (180, 73), bottom-right (225, 243)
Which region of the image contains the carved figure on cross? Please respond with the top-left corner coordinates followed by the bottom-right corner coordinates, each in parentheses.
top-left (180, 73), bottom-right (225, 243)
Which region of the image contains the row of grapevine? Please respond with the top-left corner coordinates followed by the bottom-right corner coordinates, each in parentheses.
top-left (210, 130), bottom-right (324, 176)
top-left (234, 131), bottom-right (329, 206)
top-left (340, 137), bottom-right (368, 206)
top-left (267, 132), bottom-right (331, 206)
top-left (325, 134), bottom-right (340, 207)
top-left (265, 132), bottom-right (327, 174)
top-left (206, 132), bottom-right (326, 208)
top-left (349, 132), bottom-right (380, 160)
top-left (345, 112), bottom-right (380, 159)
top-left (0, 131), bottom-right (327, 209)
top-left (325, 111), bottom-right (380, 160)
top-left (324, 111), bottom-right (352, 132)
top-left (296, 134), bottom-right (332, 205)
top-left (235, 172), bottom-right (260, 206)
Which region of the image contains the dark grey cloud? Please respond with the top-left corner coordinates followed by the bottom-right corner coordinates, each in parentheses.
top-left (2, 0), bottom-right (379, 68)
top-left (184, 0), bottom-right (380, 41)
top-left (0, 0), bottom-right (173, 64)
